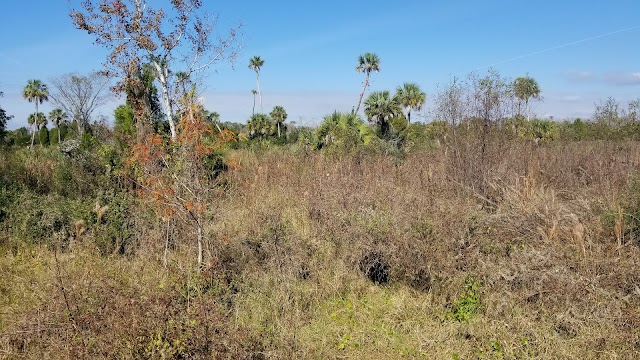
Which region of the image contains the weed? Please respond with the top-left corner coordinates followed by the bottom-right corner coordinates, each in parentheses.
top-left (448, 276), bottom-right (482, 322)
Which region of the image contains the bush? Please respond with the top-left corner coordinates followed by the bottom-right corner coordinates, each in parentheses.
top-left (10, 194), bottom-right (77, 246)
top-left (93, 191), bottom-right (136, 255)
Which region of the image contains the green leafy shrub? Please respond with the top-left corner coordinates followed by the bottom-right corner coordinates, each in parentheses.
top-left (448, 276), bottom-right (482, 322)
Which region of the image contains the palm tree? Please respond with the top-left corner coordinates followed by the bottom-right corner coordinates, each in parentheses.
top-left (364, 90), bottom-right (401, 138)
top-left (513, 76), bottom-right (541, 121)
top-left (316, 111), bottom-right (372, 149)
top-left (355, 53), bottom-right (380, 115)
top-left (270, 106), bottom-right (287, 137)
top-left (49, 108), bottom-right (68, 143)
top-left (251, 89), bottom-right (257, 115)
top-left (204, 110), bottom-right (222, 132)
top-left (248, 56), bottom-right (265, 113)
top-left (27, 112), bottom-right (47, 145)
top-left (246, 113), bottom-right (274, 139)
top-left (23, 80), bottom-right (49, 147)
top-left (396, 83), bottom-right (426, 123)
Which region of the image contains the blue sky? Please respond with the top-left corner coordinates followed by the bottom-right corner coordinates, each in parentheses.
top-left (1, 0), bottom-right (639, 129)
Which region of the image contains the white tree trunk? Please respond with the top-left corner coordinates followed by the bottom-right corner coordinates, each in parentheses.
top-left (30, 102), bottom-right (38, 148)
top-left (256, 73), bottom-right (263, 113)
top-left (355, 75), bottom-right (369, 115)
top-left (153, 61), bottom-right (177, 140)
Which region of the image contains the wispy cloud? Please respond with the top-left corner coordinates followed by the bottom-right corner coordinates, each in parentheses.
top-left (565, 70), bottom-right (640, 86)
top-left (603, 71), bottom-right (640, 86)
top-left (558, 95), bottom-right (582, 102)
top-left (566, 71), bottom-right (593, 81)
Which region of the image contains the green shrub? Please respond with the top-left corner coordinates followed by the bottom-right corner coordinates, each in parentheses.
top-left (12, 194), bottom-right (72, 246)
top-left (448, 276), bottom-right (482, 322)
top-left (93, 191), bottom-right (135, 255)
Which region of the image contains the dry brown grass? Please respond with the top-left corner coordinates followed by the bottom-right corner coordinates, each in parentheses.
top-left (2, 140), bottom-right (640, 358)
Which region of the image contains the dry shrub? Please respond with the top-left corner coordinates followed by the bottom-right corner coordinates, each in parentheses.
top-left (205, 142), bottom-right (640, 357)
top-left (0, 248), bottom-right (260, 359)
top-left (3, 139), bottom-right (640, 358)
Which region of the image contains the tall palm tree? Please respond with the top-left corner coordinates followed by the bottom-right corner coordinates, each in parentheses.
top-left (355, 53), bottom-right (380, 115)
top-left (49, 108), bottom-right (68, 143)
top-left (364, 90), bottom-right (401, 138)
top-left (513, 76), bottom-right (541, 121)
top-left (396, 82), bottom-right (426, 123)
top-left (251, 89), bottom-right (258, 115)
top-left (22, 80), bottom-right (49, 147)
top-left (270, 106), bottom-right (287, 137)
top-left (248, 56), bottom-right (265, 113)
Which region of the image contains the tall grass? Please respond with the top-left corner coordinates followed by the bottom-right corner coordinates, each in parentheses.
top-left (2, 140), bottom-right (640, 358)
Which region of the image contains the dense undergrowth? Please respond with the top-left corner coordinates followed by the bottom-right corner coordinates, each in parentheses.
top-left (1, 138), bottom-right (640, 359)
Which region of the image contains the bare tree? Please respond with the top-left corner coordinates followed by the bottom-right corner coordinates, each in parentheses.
top-left (69, 0), bottom-right (242, 141)
top-left (432, 70), bottom-right (517, 203)
top-left (49, 72), bottom-right (111, 136)
top-left (433, 76), bottom-right (468, 126)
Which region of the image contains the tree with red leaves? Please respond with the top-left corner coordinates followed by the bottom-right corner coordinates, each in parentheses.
top-left (128, 89), bottom-right (235, 267)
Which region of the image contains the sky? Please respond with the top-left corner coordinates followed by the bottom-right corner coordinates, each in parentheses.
top-left (1, 0), bottom-right (639, 129)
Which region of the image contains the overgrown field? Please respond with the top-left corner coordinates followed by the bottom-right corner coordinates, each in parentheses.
top-left (2, 141), bottom-right (640, 359)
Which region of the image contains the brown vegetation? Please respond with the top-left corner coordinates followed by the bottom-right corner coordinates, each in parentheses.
top-left (2, 140), bottom-right (640, 358)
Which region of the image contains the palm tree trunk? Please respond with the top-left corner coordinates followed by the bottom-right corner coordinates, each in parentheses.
top-left (256, 73), bottom-right (263, 113)
top-left (30, 125), bottom-right (36, 147)
top-left (277, 122), bottom-right (281, 137)
top-left (252, 94), bottom-right (256, 116)
top-left (30, 102), bottom-right (38, 148)
top-left (407, 109), bottom-right (412, 123)
top-left (58, 124), bottom-right (62, 144)
top-left (380, 117), bottom-right (390, 139)
top-left (525, 99), bottom-right (530, 121)
top-left (355, 74), bottom-right (369, 114)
